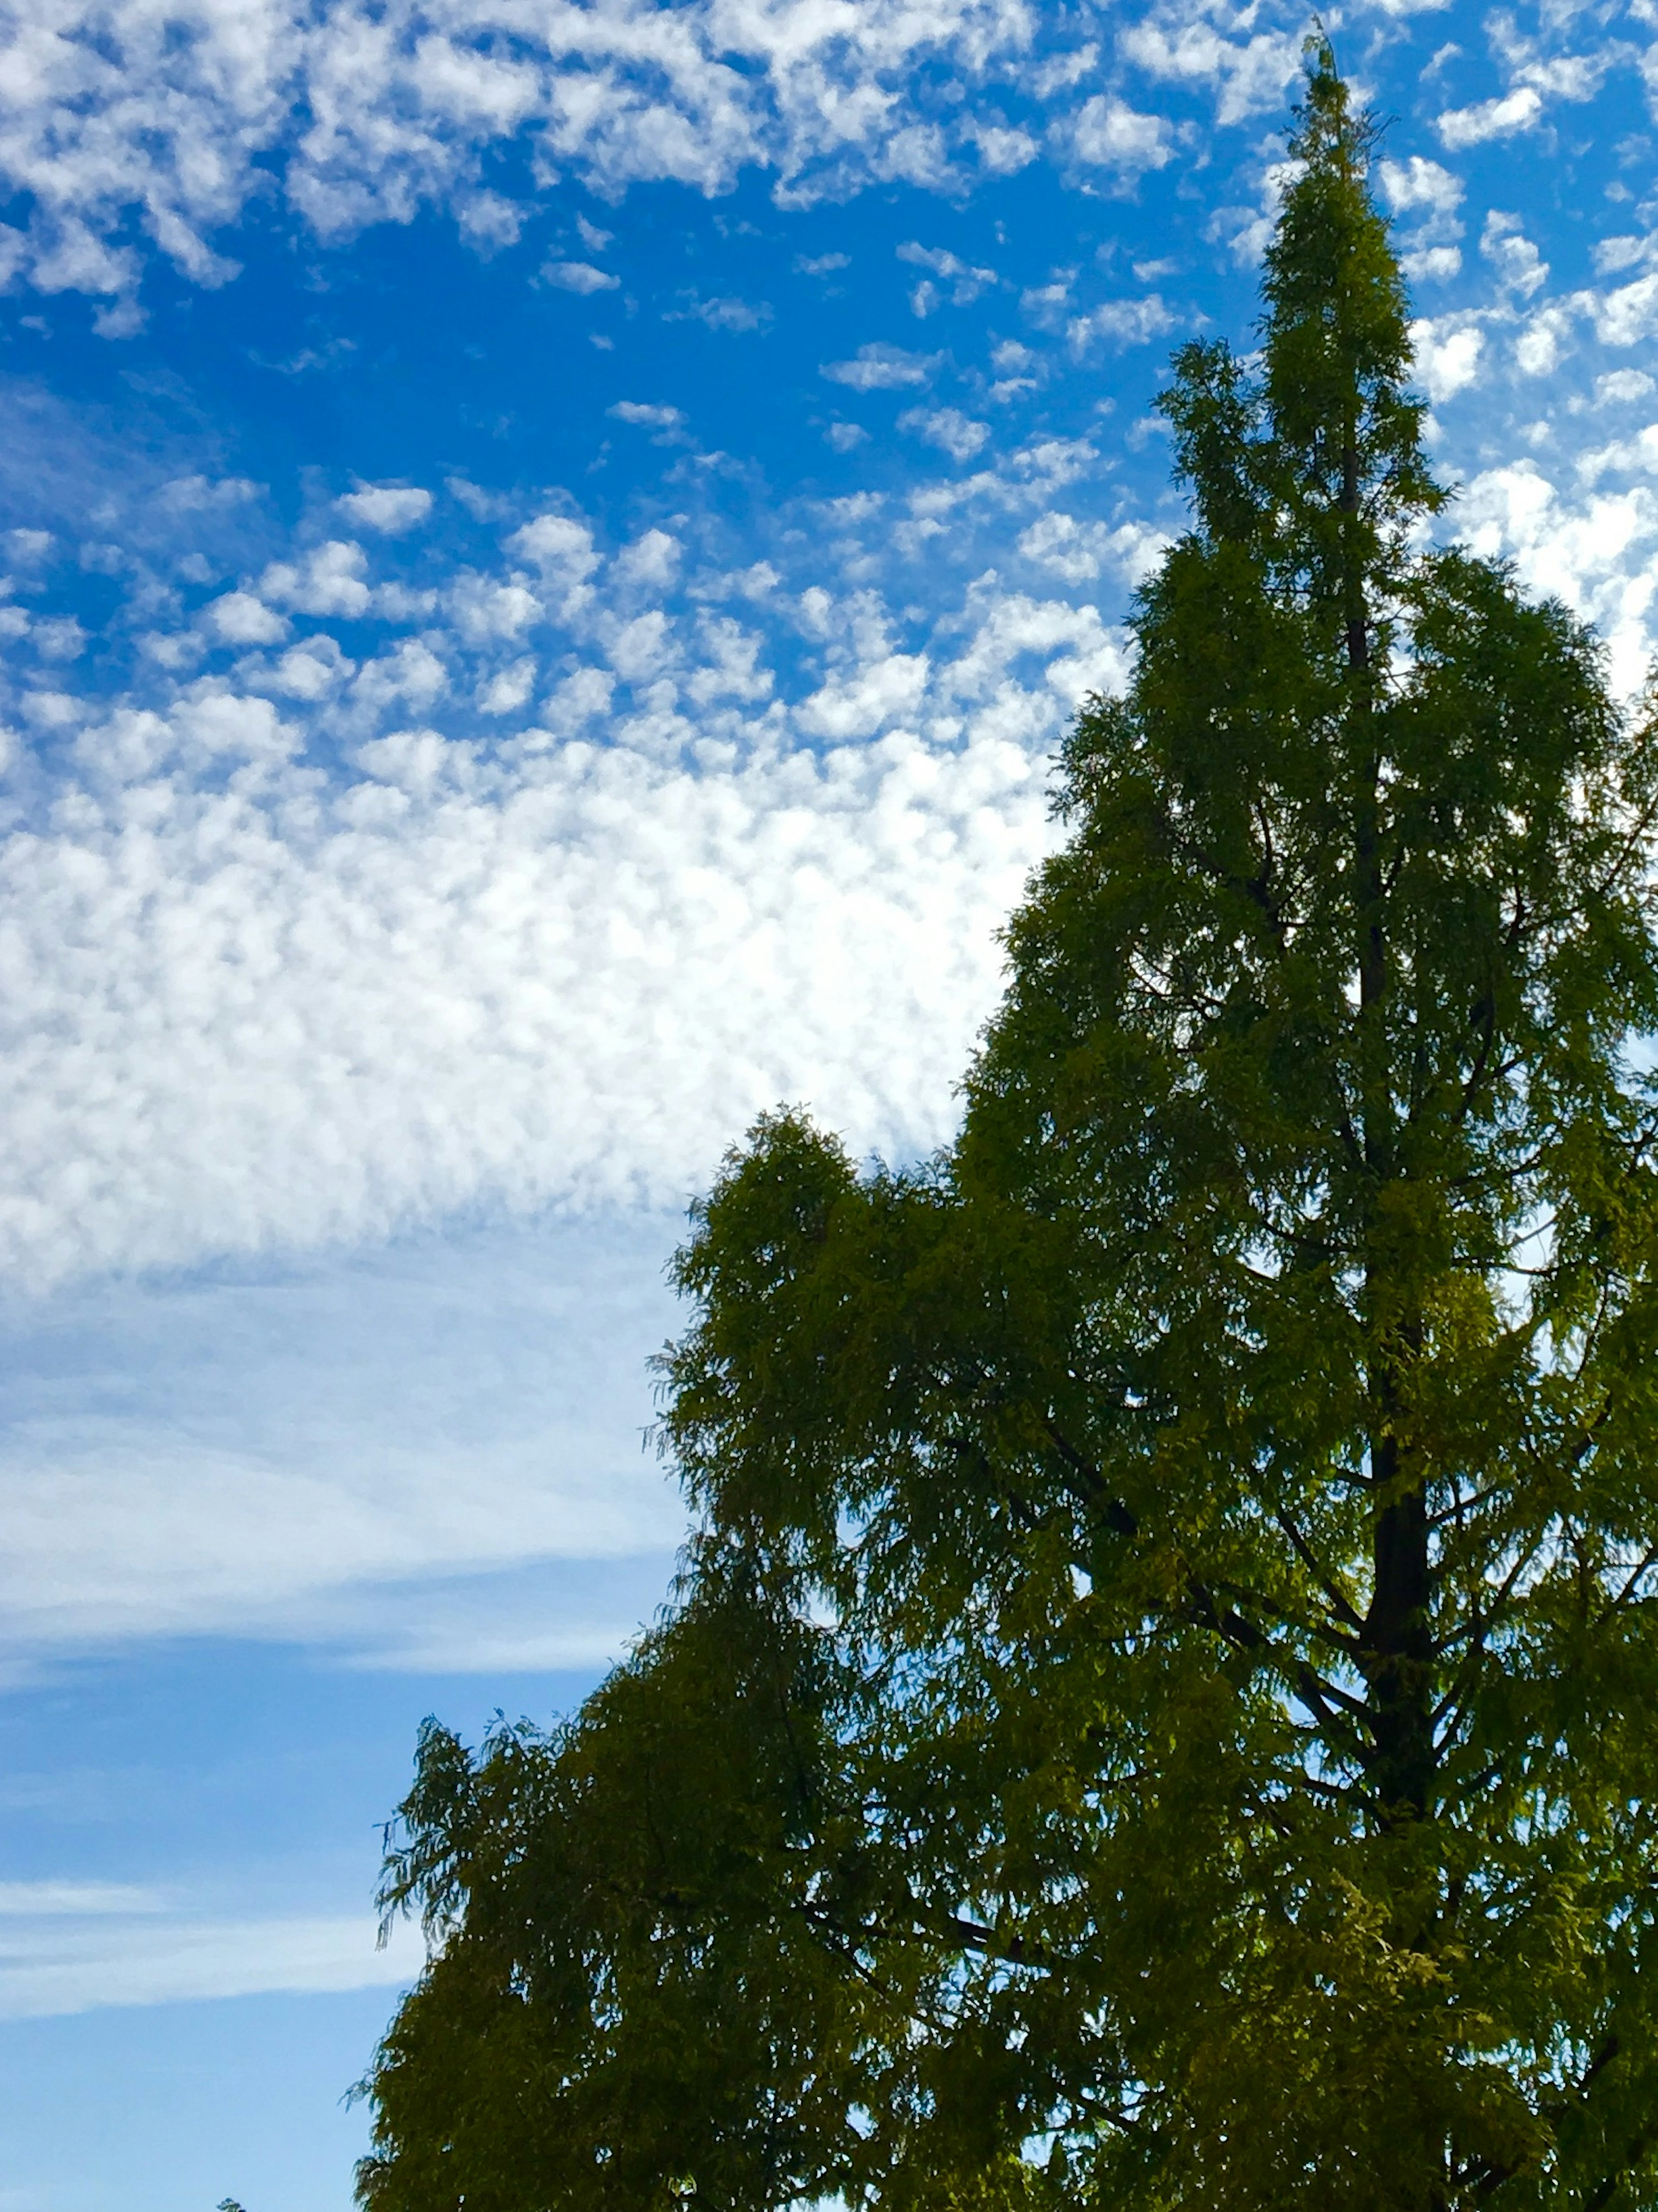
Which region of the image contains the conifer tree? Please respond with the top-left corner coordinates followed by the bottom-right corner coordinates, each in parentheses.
top-left (360, 45), bottom-right (1658, 2212)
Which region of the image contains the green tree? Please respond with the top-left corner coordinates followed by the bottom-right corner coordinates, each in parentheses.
top-left (358, 45), bottom-right (1658, 2212)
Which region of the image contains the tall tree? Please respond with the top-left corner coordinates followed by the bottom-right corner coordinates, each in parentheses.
top-left (359, 46), bottom-right (1658, 2212)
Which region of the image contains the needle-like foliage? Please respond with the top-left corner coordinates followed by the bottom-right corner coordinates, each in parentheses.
top-left (359, 44), bottom-right (1658, 2212)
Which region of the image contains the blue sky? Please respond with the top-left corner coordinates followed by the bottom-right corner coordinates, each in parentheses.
top-left (0, 0), bottom-right (1655, 2204)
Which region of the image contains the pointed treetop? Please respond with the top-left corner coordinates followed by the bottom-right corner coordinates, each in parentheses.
top-left (1159, 35), bottom-right (1443, 562)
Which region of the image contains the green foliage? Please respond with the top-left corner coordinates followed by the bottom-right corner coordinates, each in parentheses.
top-left (359, 41), bottom-right (1658, 2212)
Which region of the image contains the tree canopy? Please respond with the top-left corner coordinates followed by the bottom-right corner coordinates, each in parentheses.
top-left (358, 44), bottom-right (1658, 2212)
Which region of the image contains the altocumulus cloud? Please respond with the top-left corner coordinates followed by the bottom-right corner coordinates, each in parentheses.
top-left (0, 0), bottom-right (1655, 344)
top-left (9, 359), bottom-right (1658, 1299)
top-left (4, 0), bottom-right (1658, 1305)
top-left (0, 479), bottom-right (1140, 1289)
top-left (2, 717), bottom-right (1054, 1284)
top-left (0, 0), bottom-right (1237, 322)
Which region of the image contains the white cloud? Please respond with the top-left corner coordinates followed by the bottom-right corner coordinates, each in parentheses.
top-left (259, 539), bottom-right (372, 616)
top-left (1459, 460), bottom-right (1658, 695)
top-left (611, 528), bottom-right (682, 592)
top-left (509, 512), bottom-right (600, 580)
top-left (457, 189), bottom-right (523, 251)
top-left (0, 695), bottom-right (1051, 1278)
top-left (0, 0), bottom-right (1069, 302)
top-left (28, 215), bottom-right (137, 297)
top-left (1066, 294), bottom-right (1177, 350)
top-left (174, 688), bottom-right (303, 764)
top-left (541, 258), bottom-right (619, 294)
top-left (1380, 154), bottom-right (1464, 218)
top-left (1515, 301), bottom-right (1573, 379)
top-left (350, 637), bottom-right (449, 718)
top-left (449, 572), bottom-right (541, 642)
top-left (1578, 426), bottom-right (1658, 484)
top-left (965, 117), bottom-right (1036, 174)
top-left (1018, 511), bottom-right (1171, 584)
top-left (1402, 244), bottom-right (1461, 283)
top-left (797, 651), bottom-right (930, 736)
top-left (207, 590), bottom-right (289, 645)
top-left (897, 241), bottom-right (998, 311)
top-left (1597, 369), bottom-right (1656, 405)
top-left (1594, 235), bottom-right (1658, 278)
top-left (337, 484), bottom-right (433, 533)
top-left (32, 616), bottom-right (85, 661)
top-left (326, 1558), bottom-right (677, 1673)
top-left (0, 0), bottom-right (1633, 340)
top-left (938, 585), bottom-right (1128, 707)
top-left (1410, 314), bottom-right (1484, 401)
top-left (1437, 86), bottom-right (1543, 148)
top-left (1481, 211), bottom-right (1547, 297)
top-left (1062, 94), bottom-right (1177, 175)
top-left (270, 636), bottom-right (354, 699)
top-left (821, 342), bottom-right (939, 390)
top-left (0, 1434), bottom-right (652, 1655)
top-left (160, 474), bottom-right (261, 513)
top-left (1023, 276), bottom-right (1073, 326)
top-left (21, 690), bottom-right (81, 729)
top-left (1120, 17), bottom-right (1300, 126)
top-left (477, 655), bottom-right (537, 715)
top-left (1200, 146), bottom-right (1304, 268)
top-left (899, 405), bottom-right (990, 461)
top-left (1592, 272), bottom-right (1658, 349)
top-left (1382, 152), bottom-right (1465, 281)
top-left (663, 292), bottom-right (770, 331)
top-left (606, 400), bottom-right (688, 437)
top-left (0, 520), bottom-right (1107, 1290)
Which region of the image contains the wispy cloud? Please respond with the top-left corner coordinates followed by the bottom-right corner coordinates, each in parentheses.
top-left (0, 1216), bottom-right (681, 1663)
top-left (0, 1902), bottom-right (424, 2019)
